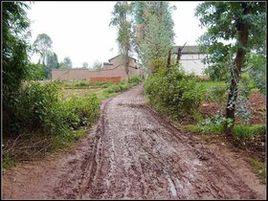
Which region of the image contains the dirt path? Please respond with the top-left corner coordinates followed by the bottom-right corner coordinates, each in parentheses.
top-left (2, 85), bottom-right (266, 199)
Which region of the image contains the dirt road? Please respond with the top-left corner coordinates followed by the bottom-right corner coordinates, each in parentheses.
top-left (3, 85), bottom-right (266, 199)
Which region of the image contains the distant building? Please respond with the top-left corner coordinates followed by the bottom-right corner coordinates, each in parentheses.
top-left (172, 45), bottom-right (207, 75)
top-left (52, 55), bottom-right (143, 82)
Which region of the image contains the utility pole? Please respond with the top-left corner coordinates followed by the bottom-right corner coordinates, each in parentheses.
top-left (176, 42), bottom-right (187, 64)
top-left (166, 49), bottom-right (172, 68)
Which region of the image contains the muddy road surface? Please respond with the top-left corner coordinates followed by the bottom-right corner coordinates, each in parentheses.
top-left (3, 85), bottom-right (266, 199)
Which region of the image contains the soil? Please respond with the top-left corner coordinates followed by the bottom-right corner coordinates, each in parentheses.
top-left (248, 91), bottom-right (266, 124)
top-left (2, 85), bottom-right (266, 199)
top-left (199, 90), bottom-right (266, 124)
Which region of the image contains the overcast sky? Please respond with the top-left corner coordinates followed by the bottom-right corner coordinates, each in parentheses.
top-left (27, 1), bottom-right (205, 67)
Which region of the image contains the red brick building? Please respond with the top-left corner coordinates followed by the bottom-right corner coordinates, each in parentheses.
top-left (52, 55), bottom-right (143, 82)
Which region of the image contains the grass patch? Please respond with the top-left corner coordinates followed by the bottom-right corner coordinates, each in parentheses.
top-left (184, 122), bottom-right (265, 138)
top-left (184, 124), bottom-right (223, 135)
top-left (198, 81), bottom-right (226, 90)
top-left (233, 124), bottom-right (265, 138)
top-left (2, 153), bottom-right (16, 170)
top-left (249, 157), bottom-right (266, 184)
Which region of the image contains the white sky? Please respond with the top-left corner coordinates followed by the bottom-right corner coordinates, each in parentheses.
top-left (27, 1), bottom-right (205, 67)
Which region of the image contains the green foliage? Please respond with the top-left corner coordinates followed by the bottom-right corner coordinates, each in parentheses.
top-left (233, 124), bottom-right (265, 138)
top-left (92, 60), bottom-right (102, 70)
top-left (247, 53), bottom-right (266, 94)
top-left (196, 2), bottom-right (266, 76)
top-left (82, 62), bottom-right (89, 68)
top-left (60, 57), bottom-right (72, 69)
top-left (33, 33), bottom-right (53, 64)
top-left (45, 51), bottom-right (59, 77)
top-left (185, 114), bottom-right (265, 138)
top-left (144, 67), bottom-right (203, 119)
top-left (33, 33), bottom-right (59, 78)
top-left (204, 63), bottom-right (229, 81)
top-left (11, 82), bottom-right (62, 135)
top-left (132, 1), bottom-right (147, 24)
top-left (184, 123), bottom-right (223, 135)
top-left (196, 2), bottom-right (266, 132)
top-left (74, 80), bottom-right (91, 88)
top-left (132, 2), bottom-right (175, 72)
top-left (139, 14), bottom-right (173, 71)
top-left (204, 85), bottom-right (227, 103)
top-left (2, 2), bottom-right (31, 105)
top-left (128, 75), bottom-right (143, 86)
top-left (249, 158), bottom-right (266, 184)
top-left (133, 2), bottom-right (175, 72)
top-left (8, 82), bottom-right (100, 137)
top-left (2, 2), bottom-right (33, 137)
top-left (110, 1), bottom-right (133, 78)
top-left (102, 77), bottom-right (142, 95)
top-left (27, 63), bottom-right (47, 80)
top-left (2, 153), bottom-right (16, 170)
top-left (64, 95), bottom-right (100, 130)
top-left (187, 114), bottom-right (230, 134)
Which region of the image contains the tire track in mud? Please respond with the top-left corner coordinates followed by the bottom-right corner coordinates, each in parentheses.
top-left (3, 85), bottom-right (265, 199)
top-left (61, 85), bottom-right (262, 199)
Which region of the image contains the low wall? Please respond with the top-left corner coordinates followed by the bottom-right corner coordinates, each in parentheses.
top-left (52, 65), bottom-right (141, 82)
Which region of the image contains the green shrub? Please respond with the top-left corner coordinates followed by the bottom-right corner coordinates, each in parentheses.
top-left (233, 124), bottom-right (265, 138)
top-left (105, 84), bottom-right (121, 94)
top-left (27, 63), bottom-right (46, 81)
top-left (184, 124), bottom-right (223, 134)
top-left (144, 67), bottom-right (203, 119)
top-left (10, 81), bottom-right (100, 136)
top-left (104, 81), bottom-right (131, 94)
top-left (64, 94), bottom-right (100, 129)
top-left (74, 80), bottom-right (91, 88)
top-left (100, 82), bottom-right (113, 88)
top-left (249, 157), bottom-right (266, 184)
top-left (11, 81), bottom-right (61, 134)
top-left (205, 85), bottom-right (227, 103)
top-left (128, 75), bottom-right (142, 86)
top-left (185, 114), bottom-right (265, 138)
top-left (118, 81), bottom-right (129, 91)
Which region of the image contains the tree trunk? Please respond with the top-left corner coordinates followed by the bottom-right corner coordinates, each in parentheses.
top-left (166, 49), bottom-right (171, 68)
top-left (225, 3), bottom-right (250, 137)
top-left (125, 53), bottom-right (129, 82)
top-left (176, 47), bottom-right (182, 64)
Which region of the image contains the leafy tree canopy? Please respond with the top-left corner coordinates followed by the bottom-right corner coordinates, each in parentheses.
top-left (196, 2), bottom-right (266, 81)
top-left (33, 33), bottom-right (53, 64)
top-left (59, 57), bottom-right (73, 69)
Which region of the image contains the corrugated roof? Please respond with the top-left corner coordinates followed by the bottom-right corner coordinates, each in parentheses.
top-left (52, 68), bottom-right (89, 71)
top-left (103, 62), bottom-right (113, 65)
top-left (172, 46), bottom-right (202, 54)
top-left (108, 54), bottom-right (137, 62)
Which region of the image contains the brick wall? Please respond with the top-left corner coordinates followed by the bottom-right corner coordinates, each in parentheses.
top-left (52, 64), bottom-right (141, 82)
top-left (52, 55), bottom-right (142, 82)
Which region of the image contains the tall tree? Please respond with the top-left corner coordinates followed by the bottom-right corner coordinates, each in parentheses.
top-left (59, 57), bottom-right (72, 69)
top-left (92, 60), bottom-right (102, 70)
top-left (132, 1), bottom-right (175, 72)
top-left (2, 1), bottom-right (31, 135)
top-left (45, 51), bottom-right (59, 77)
top-left (110, 1), bottom-right (133, 81)
top-left (196, 2), bottom-right (266, 136)
top-left (82, 62), bottom-right (89, 68)
top-left (33, 33), bottom-right (53, 65)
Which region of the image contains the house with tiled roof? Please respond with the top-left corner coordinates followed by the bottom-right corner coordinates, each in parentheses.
top-left (172, 45), bottom-right (207, 75)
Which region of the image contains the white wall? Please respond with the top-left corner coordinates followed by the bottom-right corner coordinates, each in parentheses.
top-left (180, 54), bottom-right (207, 75)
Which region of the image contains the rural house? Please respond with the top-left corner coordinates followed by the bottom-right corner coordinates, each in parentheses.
top-left (52, 55), bottom-right (143, 82)
top-left (172, 45), bottom-right (207, 75)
